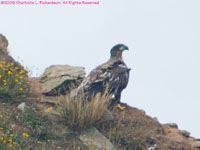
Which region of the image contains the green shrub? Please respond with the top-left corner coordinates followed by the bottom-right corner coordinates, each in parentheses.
top-left (0, 61), bottom-right (29, 101)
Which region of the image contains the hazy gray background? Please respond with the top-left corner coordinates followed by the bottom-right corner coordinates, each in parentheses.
top-left (0, 0), bottom-right (200, 138)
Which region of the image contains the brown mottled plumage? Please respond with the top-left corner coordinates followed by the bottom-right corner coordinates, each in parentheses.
top-left (78, 44), bottom-right (130, 104)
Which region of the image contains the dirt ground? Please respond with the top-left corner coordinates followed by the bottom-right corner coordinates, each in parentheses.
top-left (98, 104), bottom-right (195, 150)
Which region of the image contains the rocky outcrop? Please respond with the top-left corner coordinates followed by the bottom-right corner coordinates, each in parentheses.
top-left (40, 65), bottom-right (86, 96)
top-left (163, 123), bottom-right (200, 150)
top-left (0, 34), bottom-right (16, 64)
top-left (0, 34), bottom-right (8, 54)
top-left (192, 140), bottom-right (200, 150)
top-left (0, 34), bottom-right (27, 75)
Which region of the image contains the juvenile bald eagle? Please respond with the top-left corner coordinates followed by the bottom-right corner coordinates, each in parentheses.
top-left (78, 44), bottom-right (130, 105)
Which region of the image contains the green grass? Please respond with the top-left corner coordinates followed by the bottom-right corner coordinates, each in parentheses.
top-left (0, 99), bottom-right (91, 150)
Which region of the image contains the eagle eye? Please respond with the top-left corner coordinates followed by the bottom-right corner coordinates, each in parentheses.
top-left (119, 46), bottom-right (124, 51)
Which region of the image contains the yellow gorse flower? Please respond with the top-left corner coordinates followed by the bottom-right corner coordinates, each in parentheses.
top-left (8, 70), bottom-right (12, 75)
top-left (8, 139), bottom-right (12, 143)
top-left (47, 107), bottom-right (52, 111)
top-left (20, 70), bottom-right (24, 74)
top-left (22, 132), bottom-right (29, 138)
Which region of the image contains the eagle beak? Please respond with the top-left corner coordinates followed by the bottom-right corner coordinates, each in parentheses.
top-left (119, 45), bottom-right (129, 51)
top-left (123, 46), bottom-right (129, 51)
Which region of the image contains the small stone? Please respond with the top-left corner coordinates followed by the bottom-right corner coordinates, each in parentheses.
top-left (11, 124), bottom-right (21, 131)
top-left (148, 144), bottom-right (157, 150)
top-left (17, 102), bottom-right (26, 112)
top-left (164, 123), bottom-right (178, 129)
top-left (180, 130), bottom-right (190, 137)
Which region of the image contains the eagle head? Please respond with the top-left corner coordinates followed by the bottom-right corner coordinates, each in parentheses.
top-left (110, 44), bottom-right (128, 58)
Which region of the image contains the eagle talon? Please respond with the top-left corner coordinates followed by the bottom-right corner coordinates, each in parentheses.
top-left (116, 104), bottom-right (126, 111)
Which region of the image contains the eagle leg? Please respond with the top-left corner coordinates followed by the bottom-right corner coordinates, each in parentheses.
top-left (114, 91), bottom-right (121, 104)
top-left (113, 90), bottom-right (126, 111)
top-left (108, 90), bottom-right (121, 109)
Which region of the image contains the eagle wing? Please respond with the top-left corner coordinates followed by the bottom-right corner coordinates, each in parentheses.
top-left (79, 59), bottom-right (130, 97)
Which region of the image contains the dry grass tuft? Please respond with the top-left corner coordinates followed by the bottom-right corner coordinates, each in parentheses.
top-left (57, 91), bottom-right (112, 131)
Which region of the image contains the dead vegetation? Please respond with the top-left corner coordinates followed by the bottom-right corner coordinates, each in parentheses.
top-left (57, 91), bottom-right (112, 132)
top-left (97, 104), bottom-right (192, 150)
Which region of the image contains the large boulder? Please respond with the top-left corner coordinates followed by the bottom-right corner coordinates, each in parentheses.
top-left (80, 127), bottom-right (116, 150)
top-left (40, 65), bottom-right (86, 96)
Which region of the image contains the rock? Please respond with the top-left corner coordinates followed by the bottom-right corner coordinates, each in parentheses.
top-left (148, 144), bottom-right (157, 150)
top-left (180, 130), bottom-right (190, 137)
top-left (0, 34), bottom-right (26, 73)
top-left (11, 124), bottom-right (22, 132)
top-left (79, 127), bottom-right (116, 150)
top-left (0, 33), bottom-right (8, 54)
top-left (192, 141), bottom-right (200, 148)
top-left (40, 65), bottom-right (86, 96)
top-left (17, 102), bottom-right (26, 111)
top-left (0, 34), bottom-right (15, 63)
top-left (153, 117), bottom-right (158, 121)
top-left (164, 123), bottom-right (178, 129)
top-left (40, 96), bottom-right (58, 104)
